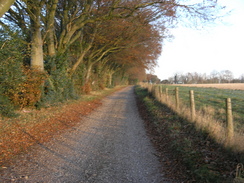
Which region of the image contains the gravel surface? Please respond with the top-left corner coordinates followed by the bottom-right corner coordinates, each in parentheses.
top-left (1, 86), bottom-right (169, 183)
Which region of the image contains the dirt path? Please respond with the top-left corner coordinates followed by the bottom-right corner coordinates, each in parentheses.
top-left (1, 86), bottom-right (169, 183)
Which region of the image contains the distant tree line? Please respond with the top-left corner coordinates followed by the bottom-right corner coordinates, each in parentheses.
top-left (164, 70), bottom-right (244, 84)
top-left (0, 0), bottom-right (224, 116)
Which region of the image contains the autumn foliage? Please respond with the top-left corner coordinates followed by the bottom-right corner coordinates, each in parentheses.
top-left (0, 99), bottom-right (101, 165)
top-left (0, 0), bottom-right (223, 113)
top-left (11, 68), bottom-right (46, 109)
top-left (0, 86), bottom-right (127, 166)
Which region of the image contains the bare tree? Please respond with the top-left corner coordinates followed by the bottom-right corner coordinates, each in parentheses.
top-left (210, 70), bottom-right (220, 83)
top-left (220, 70), bottom-right (233, 83)
top-left (240, 74), bottom-right (244, 83)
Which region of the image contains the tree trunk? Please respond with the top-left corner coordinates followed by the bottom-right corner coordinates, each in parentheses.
top-left (31, 32), bottom-right (44, 71)
top-left (108, 71), bottom-right (115, 87)
top-left (46, 0), bottom-right (58, 57)
top-left (58, 26), bottom-right (79, 53)
top-left (47, 29), bottom-right (56, 57)
top-left (0, 0), bottom-right (15, 17)
top-left (84, 63), bottom-right (93, 85)
top-left (30, 5), bottom-right (44, 71)
top-left (69, 43), bottom-right (93, 76)
top-left (108, 73), bottom-right (112, 86)
top-left (69, 51), bottom-right (86, 76)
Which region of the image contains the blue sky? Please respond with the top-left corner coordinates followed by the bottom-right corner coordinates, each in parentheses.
top-left (155, 0), bottom-right (244, 80)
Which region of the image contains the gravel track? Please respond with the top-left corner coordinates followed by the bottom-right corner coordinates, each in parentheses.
top-left (1, 86), bottom-right (168, 183)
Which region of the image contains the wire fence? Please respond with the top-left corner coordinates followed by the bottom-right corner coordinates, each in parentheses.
top-left (140, 82), bottom-right (244, 152)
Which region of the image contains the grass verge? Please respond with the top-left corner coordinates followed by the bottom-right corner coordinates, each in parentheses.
top-left (135, 86), bottom-right (243, 183)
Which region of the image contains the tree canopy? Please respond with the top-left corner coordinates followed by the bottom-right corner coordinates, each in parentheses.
top-left (0, 0), bottom-right (225, 116)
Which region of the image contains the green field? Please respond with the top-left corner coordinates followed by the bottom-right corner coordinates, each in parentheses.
top-left (160, 85), bottom-right (244, 132)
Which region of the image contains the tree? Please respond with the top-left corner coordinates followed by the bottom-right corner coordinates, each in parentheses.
top-left (70, 6), bottom-right (163, 90)
top-left (0, 0), bottom-right (227, 106)
top-left (45, 0), bottom-right (59, 57)
top-left (147, 74), bottom-right (160, 84)
top-left (220, 70), bottom-right (233, 83)
top-left (28, 0), bottom-right (45, 71)
top-left (240, 74), bottom-right (244, 83)
top-left (210, 70), bottom-right (220, 83)
top-left (3, 0), bottom-right (45, 71)
top-left (2, 0), bottom-right (224, 73)
top-left (127, 67), bottom-right (147, 84)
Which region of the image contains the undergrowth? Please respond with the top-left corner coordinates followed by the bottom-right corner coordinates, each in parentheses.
top-left (135, 86), bottom-right (243, 183)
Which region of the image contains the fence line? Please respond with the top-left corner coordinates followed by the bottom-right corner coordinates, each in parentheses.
top-left (139, 83), bottom-right (243, 152)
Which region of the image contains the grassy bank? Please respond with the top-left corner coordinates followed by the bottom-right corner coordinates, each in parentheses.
top-left (135, 86), bottom-right (243, 182)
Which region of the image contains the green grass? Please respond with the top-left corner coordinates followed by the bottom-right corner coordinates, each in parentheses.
top-left (135, 86), bottom-right (237, 182)
top-left (160, 85), bottom-right (244, 132)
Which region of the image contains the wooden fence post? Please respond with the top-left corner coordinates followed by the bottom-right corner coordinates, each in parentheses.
top-left (226, 98), bottom-right (234, 144)
top-left (150, 84), bottom-right (153, 94)
top-left (159, 86), bottom-right (162, 102)
top-left (157, 86), bottom-right (161, 100)
top-left (156, 86), bottom-right (159, 100)
top-left (175, 87), bottom-right (179, 110)
top-left (152, 85), bottom-right (155, 97)
top-left (148, 84), bottom-right (152, 93)
top-left (165, 88), bottom-right (168, 102)
top-left (152, 85), bottom-right (155, 96)
top-left (189, 90), bottom-right (196, 121)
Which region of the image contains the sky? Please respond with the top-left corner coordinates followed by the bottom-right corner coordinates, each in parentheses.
top-left (154, 0), bottom-right (244, 80)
